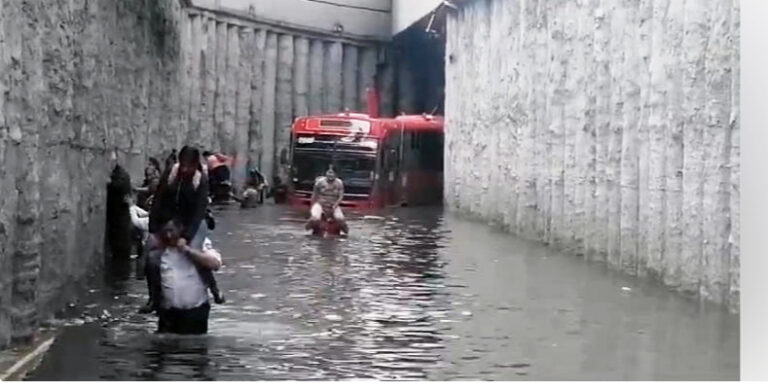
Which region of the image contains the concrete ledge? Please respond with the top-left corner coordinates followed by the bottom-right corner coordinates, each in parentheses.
top-left (187, 1), bottom-right (391, 43)
top-left (0, 333), bottom-right (56, 381)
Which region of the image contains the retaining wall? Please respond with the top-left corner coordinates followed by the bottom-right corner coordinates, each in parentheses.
top-left (0, 0), bottom-right (410, 347)
top-left (444, 0), bottom-right (740, 311)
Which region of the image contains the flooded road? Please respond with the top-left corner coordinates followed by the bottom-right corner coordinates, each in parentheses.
top-left (27, 206), bottom-right (738, 380)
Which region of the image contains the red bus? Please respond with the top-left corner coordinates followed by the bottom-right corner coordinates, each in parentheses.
top-left (287, 112), bottom-right (444, 209)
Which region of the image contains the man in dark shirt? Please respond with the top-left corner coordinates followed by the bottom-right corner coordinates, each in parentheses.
top-left (150, 146), bottom-right (209, 242)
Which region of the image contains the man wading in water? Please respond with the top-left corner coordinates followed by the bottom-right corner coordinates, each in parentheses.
top-left (142, 146), bottom-right (224, 316)
top-left (306, 167), bottom-right (349, 235)
top-left (151, 219), bottom-right (222, 334)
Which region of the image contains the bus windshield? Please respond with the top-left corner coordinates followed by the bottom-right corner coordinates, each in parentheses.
top-left (292, 152), bottom-right (376, 194)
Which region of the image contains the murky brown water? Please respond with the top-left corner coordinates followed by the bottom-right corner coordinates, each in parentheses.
top-left (26, 206), bottom-right (738, 380)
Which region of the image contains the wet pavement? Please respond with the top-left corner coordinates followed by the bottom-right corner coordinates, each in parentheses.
top-left (26, 206), bottom-right (738, 380)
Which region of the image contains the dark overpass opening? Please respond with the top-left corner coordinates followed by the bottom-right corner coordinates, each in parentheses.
top-left (391, 17), bottom-right (446, 116)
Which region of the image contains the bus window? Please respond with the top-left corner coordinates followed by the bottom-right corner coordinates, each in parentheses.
top-left (383, 148), bottom-right (398, 173)
top-left (418, 133), bottom-right (443, 171)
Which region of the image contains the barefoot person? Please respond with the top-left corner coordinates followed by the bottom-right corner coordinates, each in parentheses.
top-left (232, 168), bottom-right (268, 208)
top-left (306, 167), bottom-right (349, 234)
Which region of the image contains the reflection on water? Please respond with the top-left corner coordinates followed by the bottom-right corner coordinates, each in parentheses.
top-left (27, 206), bottom-right (739, 380)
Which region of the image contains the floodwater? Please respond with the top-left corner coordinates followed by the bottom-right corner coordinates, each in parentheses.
top-left (26, 206), bottom-right (738, 380)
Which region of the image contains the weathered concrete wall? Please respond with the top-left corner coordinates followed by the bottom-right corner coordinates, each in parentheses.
top-left (444, 0), bottom-right (740, 311)
top-left (0, 0), bottom-right (187, 348)
top-left (193, 0), bottom-right (393, 40)
top-left (179, 7), bottom-right (390, 187)
top-left (0, 0), bottom-right (409, 348)
top-left (392, 0), bottom-right (442, 35)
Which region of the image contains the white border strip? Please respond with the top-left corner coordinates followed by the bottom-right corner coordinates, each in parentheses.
top-left (0, 336), bottom-right (55, 381)
top-left (741, 0), bottom-right (768, 380)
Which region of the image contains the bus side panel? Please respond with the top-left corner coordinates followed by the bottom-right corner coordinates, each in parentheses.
top-left (401, 130), bottom-right (444, 206)
top-left (372, 136), bottom-right (388, 207)
top-left (370, 143), bottom-right (387, 208)
top-left (378, 130), bottom-right (402, 207)
top-left (403, 170), bottom-right (443, 206)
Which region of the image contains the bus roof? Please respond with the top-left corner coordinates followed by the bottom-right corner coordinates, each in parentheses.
top-left (292, 112), bottom-right (444, 138)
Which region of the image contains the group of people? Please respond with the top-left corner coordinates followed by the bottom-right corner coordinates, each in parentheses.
top-left (126, 146), bottom-right (224, 335)
top-left (117, 148), bottom-right (350, 335)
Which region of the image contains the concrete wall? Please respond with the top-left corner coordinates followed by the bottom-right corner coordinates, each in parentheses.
top-left (179, 6), bottom-right (389, 187)
top-left (444, 0), bottom-right (740, 311)
top-left (0, 0), bottom-right (188, 348)
top-left (192, 0), bottom-right (392, 40)
top-left (392, 0), bottom-right (443, 35)
top-left (0, 0), bottom-right (406, 347)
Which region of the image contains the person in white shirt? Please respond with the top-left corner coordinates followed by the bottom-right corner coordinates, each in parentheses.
top-left (127, 193), bottom-right (151, 282)
top-left (128, 197), bottom-right (149, 233)
top-left (151, 220), bottom-right (222, 334)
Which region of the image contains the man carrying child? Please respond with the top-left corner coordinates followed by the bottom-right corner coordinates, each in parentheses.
top-left (150, 219), bottom-right (222, 334)
top-left (143, 146), bottom-right (224, 334)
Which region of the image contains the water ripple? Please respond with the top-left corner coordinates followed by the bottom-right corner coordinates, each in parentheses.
top-left (26, 206), bottom-right (739, 381)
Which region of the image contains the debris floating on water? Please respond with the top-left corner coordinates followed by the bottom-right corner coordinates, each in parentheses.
top-left (495, 362), bottom-right (531, 369)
